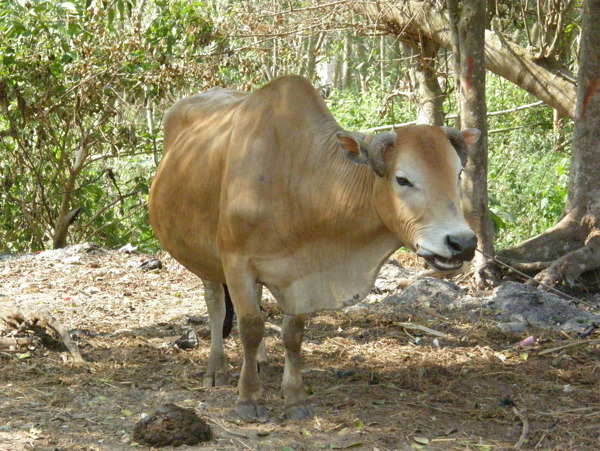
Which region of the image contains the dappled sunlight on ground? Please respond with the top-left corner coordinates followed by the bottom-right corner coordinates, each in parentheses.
top-left (1, 246), bottom-right (599, 449)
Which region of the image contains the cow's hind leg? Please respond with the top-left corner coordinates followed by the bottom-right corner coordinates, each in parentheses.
top-left (202, 281), bottom-right (230, 387)
top-left (282, 314), bottom-right (315, 420)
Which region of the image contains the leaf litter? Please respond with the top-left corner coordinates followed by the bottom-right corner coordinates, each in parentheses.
top-left (0, 244), bottom-right (598, 450)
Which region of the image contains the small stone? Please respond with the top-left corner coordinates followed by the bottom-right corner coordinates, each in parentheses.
top-left (336, 369), bottom-right (356, 379)
top-left (140, 259), bottom-right (163, 272)
top-left (84, 286), bottom-right (100, 295)
top-left (132, 404), bottom-right (212, 447)
top-left (175, 329), bottom-right (199, 350)
top-left (497, 322), bottom-right (527, 333)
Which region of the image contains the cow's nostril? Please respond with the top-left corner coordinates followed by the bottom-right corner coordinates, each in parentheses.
top-left (446, 233), bottom-right (477, 259)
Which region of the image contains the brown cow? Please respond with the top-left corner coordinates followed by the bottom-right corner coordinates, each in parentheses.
top-left (149, 75), bottom-right (479, 420)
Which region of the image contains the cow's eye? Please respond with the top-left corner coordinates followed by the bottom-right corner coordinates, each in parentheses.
top-left (395, 176), bottom-right (413, 187)
top-left (458, 170), bottom-right (463, 182)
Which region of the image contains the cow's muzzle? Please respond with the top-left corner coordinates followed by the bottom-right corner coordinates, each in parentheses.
top-left (417, 232), bottom-right (477, 271)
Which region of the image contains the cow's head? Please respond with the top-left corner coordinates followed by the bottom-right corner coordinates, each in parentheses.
top-left (337, 124), bottom-right (480, 271)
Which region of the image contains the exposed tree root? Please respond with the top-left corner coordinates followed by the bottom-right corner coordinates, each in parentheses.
top-left (498, 210), bottom-right (590, 262)
top-left (495, 259), bottom-right (552, 273)
top-left (498, 217), bottom-right (600, 289)
top-left (531, 229), bottom-right (600, 288)
top-left (0, 306), bottom-right (85, 364)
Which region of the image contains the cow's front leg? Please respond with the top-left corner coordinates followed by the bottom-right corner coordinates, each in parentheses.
top-left (282, 314), bottom-right (315, 420)
top-left (226, 276), bottom-right (267, 419)
top-left (202, 281), bottom-right (229, 387)
top-left (236, 312), bottom-right (267, 419)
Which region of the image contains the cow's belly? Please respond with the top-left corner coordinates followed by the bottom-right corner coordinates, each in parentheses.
top-left (163, 237), bottom-right (225, 282)
top-left (149, 155), bottom-right (226, 283)
top-left (253, 235), bottom-right (400, 315)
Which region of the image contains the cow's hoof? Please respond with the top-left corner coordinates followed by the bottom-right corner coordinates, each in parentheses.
top-left (285, 402), bottom-right (315, 420)
top-left (202, 372), bottom-right (228, 387)
top-left (235, 400), bottom-right (268, 420)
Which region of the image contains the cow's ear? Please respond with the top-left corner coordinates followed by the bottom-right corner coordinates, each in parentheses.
top-left (461, 128), bottom-right (481, 150)
top-left (337, 132), bottom-right (369, 164)
top-left (442, 127), bottom-right (480, 166)
top-left (337, 131), bottom-right (396, 177)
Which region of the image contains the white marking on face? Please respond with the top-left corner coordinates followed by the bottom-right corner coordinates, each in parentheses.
top-left (390, 149), bottom-right (471, 259)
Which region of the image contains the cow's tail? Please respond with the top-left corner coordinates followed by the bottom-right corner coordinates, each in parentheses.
top-left (222, 284), bottom-right (234, 338)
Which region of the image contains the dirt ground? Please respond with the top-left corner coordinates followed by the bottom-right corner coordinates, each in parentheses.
top-left (1, 245), bottom-right (599, 450)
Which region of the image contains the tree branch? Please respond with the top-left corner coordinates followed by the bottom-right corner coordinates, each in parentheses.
top-left (351, 0), bottom-right (577, 119)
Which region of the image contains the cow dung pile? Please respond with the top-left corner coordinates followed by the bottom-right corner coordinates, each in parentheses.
top-left (132, 403), bottom-right (212, 447)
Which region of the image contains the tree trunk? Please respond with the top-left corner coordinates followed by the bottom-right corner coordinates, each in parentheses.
top-left (447, 0), bottom-right (495, 284)
top-left (402, 37), bottom-right (446, 125)
top-left (341, 32), bottom-right (353, 90)
top-left (498, 0), bottom-right (600, 288)
top-left (316, 37), bottom-right (337, 88)
top-left (351, 0), bottom-right (577, 119)
top-left (52, 137), bottom-right (89, 249)
top-left (305, 32), bottom-right (325, 81)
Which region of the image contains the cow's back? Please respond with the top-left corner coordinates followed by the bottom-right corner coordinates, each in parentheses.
top-left (149, 88), bottom-right (247, 281)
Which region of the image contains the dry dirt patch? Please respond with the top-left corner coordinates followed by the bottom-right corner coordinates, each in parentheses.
top-left (1, 245), bottom-right (599, 450)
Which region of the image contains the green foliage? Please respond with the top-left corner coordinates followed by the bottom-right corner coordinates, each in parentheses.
top-left (326, 88), bottom-right (414, 131)
top-left (0, 1), bottom-right (576, 254)
top-left (0, 0), bottom-right (216, 252)
top-left (486, 75), bottom-right (571, 247)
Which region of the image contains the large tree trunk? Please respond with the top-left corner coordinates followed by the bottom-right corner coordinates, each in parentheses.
top-left (402, 37), bottom-right (446, 126)
top-left (498, 0), bottom-right (600, 288)
top-left (447, 0), bottom-right (495, 285)
top-left (351, 0), bottom-right (577, 119)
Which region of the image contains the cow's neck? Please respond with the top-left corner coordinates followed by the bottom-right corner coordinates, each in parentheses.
top-left (260, 129), bottom-right (402, 315)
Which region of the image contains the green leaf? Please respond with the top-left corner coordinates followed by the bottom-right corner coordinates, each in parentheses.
top-left (108, 7), bottom-right (116, 25)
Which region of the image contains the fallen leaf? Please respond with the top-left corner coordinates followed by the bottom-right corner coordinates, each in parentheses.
top-left (413, 436), bottom-right (430, 445)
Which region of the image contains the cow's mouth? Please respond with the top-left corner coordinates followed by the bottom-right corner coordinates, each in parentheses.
top-left (416, 247), bottom-right (464, 271)
top-left (423, 256), bottom-right (463, 271)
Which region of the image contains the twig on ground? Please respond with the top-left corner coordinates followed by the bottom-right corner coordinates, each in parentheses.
top-left (205, 418), bottom-right (249, 439)
top-left (323, 383), bottom-right (404, 393)
top-left (0, 306), bottom-right (85, 364)
top-left (394, 322), bottom-right (449, 339)
top-left (512, 407), bottom-right (529, 449)
top-left (538, 338), bottom-right (600, 356)
top-left (39, 311), bottom-right (85, 364)
top-left (534, 420), bottom-right (558, 448)
top-left (233, 437), bottom-right (254, 450)
top-left (0, 336), bottom-right (32, 348)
